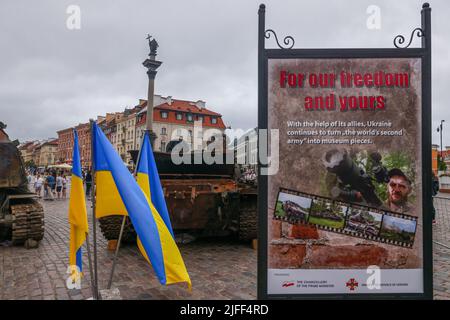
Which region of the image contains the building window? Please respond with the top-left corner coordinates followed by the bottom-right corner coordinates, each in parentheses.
top-left (211, 117), bottom-right (217, 124)
top-left (161, 111), bottom-right (168, 119)
top-left (187, 114), bottom-right (193, 122)
top-left (176, 113), bottom-right (183, 120)
top-left (161, 127), bottom-right (167, 135)
top-left (161, 141), bottom-right (166, 152)
top-left (197, 115), bottom-right (204, 122)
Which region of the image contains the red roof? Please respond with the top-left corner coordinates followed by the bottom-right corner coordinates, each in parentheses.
top-left (155, 99), bottom-right (222, 116)
top-left (137, 99), bottom-right (226, 129)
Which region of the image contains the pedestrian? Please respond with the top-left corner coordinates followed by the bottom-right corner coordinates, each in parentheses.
top-left (56, 173), bottom-right (64, 199)
top-left (34, 174), bottom-right (44, 198)
top-left (432, 172), bottom-right (440, 224)
top-left (85, 171), bottom-right (92, 198)
top-left (62, 174), bottom-right (68, 199)
top-left (52, 171), bottom-right (57, 194)
top-left (26, 171), bottom-right (32, 188)
top-left (45, 172), bottom-right (56, 200)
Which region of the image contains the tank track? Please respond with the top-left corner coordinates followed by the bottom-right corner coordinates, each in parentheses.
top-left (11, 202), bottom-right (44, 245)
top-left (238, 193), bottom-right (257, 241)
top-left (98, 216), bottom-right (137, 244)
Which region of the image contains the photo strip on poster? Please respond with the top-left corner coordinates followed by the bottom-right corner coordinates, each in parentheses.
top-left (273, 188), bottom-right (418, 248)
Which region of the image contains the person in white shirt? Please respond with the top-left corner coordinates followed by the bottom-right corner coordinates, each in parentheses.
top-left (56, 173), bottom-right (64, 199)
top-left (34, 174), bottom-right (44, 198)
top-left (62, 175), bottom-right (67, 199)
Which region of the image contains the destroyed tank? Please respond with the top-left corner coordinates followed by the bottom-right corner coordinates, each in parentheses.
top-left (0, 125), bottom-right (44, 247)
top-left (98, 148), bottom-right (257, 243)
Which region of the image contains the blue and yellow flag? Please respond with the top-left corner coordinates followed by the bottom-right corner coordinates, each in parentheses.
top-left (93, 122), bottom-right (191, 288)
top-left (68, 130), bottom-right (88, 274)
top-left (136, 131), bottom-right (174, 237)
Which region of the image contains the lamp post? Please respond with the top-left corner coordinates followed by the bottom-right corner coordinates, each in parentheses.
top-left (437, 120), bottom-right (445, 170)
top-left (143, 35), bottom-right (162, 148)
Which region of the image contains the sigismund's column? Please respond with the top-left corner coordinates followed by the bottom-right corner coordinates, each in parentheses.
top-left (143, 35), bottom-right (162, 148)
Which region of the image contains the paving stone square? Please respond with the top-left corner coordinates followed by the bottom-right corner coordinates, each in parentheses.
top-left (1, 195), bottom-right (450, 299)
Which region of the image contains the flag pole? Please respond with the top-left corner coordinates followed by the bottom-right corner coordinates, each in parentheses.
top-left (84, 232), bottom-right (96, 298)
top-left (107, 215), bottom-right (126, 289)
top-left (106, 132), bottom-right (146, 289)
top-left (90, 119), bottom-right (100, 300)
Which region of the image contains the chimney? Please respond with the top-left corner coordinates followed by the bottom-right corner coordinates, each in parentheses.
top-left (153, 95), bottom-right (163, 107)
top-left (195, 100), bottom-right (206, 110)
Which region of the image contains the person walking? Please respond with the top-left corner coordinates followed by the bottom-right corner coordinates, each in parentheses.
top-left (34, 174), bottom-right (44, 198)
top-left (56, 173), bottom-right (64, 199)
top-left (432, 172), bottom-right (440, 224)
top-left (62, 174), bottom-right (68, 199)
top-left (45, 172), bottom-right (56, 200)
top-left (85, 171), bottom-right (92, 198)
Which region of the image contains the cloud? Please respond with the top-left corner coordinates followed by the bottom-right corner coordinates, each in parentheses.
top-left (0, 0), bottom-right (448, 147)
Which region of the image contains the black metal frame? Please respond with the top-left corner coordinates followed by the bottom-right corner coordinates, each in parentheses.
top-left (257, 3), bottom-right (433, 300)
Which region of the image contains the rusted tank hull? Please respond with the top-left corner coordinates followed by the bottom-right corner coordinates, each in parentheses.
top-left (98, 150), bottom-right (257, 242)
top-left (1, 140), bottom-right (45, 247)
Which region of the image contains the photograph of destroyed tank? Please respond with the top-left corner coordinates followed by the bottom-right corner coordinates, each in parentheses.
top-left (344, 207), bottom-right (383, 237)
top-left (274, 191), bottom-right (312, 222)
top-left (379, 215), bottom-right (417, 244)
top-left (308, 199), bottom-right (348, 229)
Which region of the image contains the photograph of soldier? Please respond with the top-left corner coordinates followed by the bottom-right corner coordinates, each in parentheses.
top-left (308, 199), bottom-right (348, 229)
top-left (344, 207), bottom-right (383, 237)
top-left (385, 168), bottom-right (412, 214)
top-left (274, 191), bottom-right (311, 222)
top-left (322, 149), bottom-right (416, 216)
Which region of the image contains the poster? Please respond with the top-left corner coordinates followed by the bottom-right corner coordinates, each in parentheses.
top-left (266, 58), bottom-right (424, 295)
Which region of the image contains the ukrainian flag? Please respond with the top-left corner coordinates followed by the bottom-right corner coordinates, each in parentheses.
top-left (136, 131), bottom-right (173, 237)
top-left (93, 123), bottom-right (191, 288)
top-left (68, 130), bottom-right (88, 275)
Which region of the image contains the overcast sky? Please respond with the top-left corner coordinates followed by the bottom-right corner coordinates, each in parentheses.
top-left (1, 0), bottom-right (449, 146)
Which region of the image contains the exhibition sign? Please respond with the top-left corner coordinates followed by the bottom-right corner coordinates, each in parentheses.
top-left (257, 4), bottom-right (433, 299)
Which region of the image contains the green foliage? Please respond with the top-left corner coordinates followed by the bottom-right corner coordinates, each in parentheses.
top-left (438, 155), bottom-right (447, 171)
top-left (308, 215), bottom-right (345, 229)
top-left (275, 201), bottom-right (286, 217)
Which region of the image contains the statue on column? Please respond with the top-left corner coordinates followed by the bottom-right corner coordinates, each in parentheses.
top-left (146, 34), bottom-right (159, 56)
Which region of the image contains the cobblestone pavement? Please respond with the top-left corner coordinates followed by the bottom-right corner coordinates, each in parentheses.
top-left (2, 195), bottom-right (450, 300)
top-left (0, 198), bottom-right (257, 300)
top-left (433, 194), bottom-right (450, 300)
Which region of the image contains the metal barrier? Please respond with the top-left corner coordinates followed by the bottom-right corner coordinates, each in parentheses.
top-left (433, 195), bottom-right (450, 248)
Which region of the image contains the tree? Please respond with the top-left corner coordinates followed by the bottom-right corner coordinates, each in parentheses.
top-left (438, 154), bottom-right (447, 171)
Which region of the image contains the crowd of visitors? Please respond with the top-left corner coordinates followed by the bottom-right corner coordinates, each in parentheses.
top-left (26, 169), bottom-right (95, 201)
top-left (27, 170), bottom-right (69, 200)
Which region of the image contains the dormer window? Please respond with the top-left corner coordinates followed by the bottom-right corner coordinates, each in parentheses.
top-left (211, 117), bottom-right (217, 124)
top-left (161, 111), bottom-right (168, 119)
top-left (176, 113), bottom-right (183, 120)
